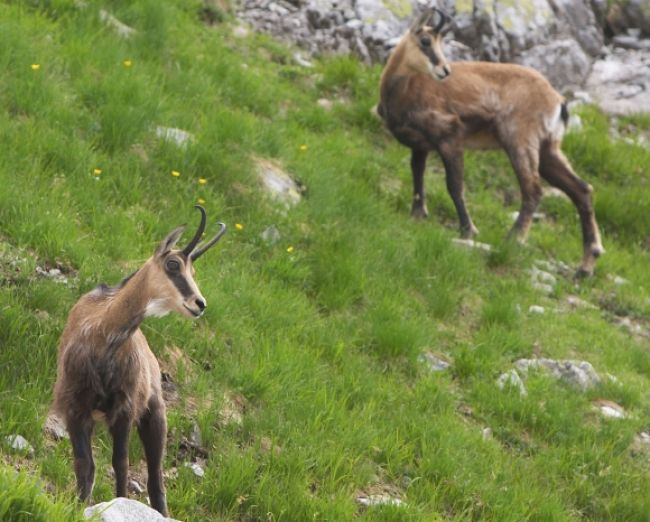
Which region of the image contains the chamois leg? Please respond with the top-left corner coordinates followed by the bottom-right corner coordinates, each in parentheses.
top-left (507, 148), bottom-right (542, 242)
top-left (438, 145), bottom-right (478, 238)
top-left (109, 414), bottom-right (132, 498)
top-left (410, 149), bottom-right (429, 219)
top-left (69, 418), bottom-right (95, 502)
top-left (137, 400), bottom-right (168, 516)
top-left (539, 142), bottom-right (604, 276)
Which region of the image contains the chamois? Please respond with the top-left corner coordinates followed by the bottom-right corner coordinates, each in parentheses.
top-left (52, 206), bottom-right (226, 516)
top-left (378, 8), bottom-right (604, 275)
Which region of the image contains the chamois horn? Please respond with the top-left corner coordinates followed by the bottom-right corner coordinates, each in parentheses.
top-left (432, 7), bottom-right (449, 33)
top-left (191, 222), bottom-right (227, 261)
top-left (182, 205), bottom-right (207, 257)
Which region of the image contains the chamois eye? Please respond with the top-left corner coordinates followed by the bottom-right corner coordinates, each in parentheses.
top-left (420, 36), bottom-right (431, 47)
top-left (166, 259), bottom-right (180, 272)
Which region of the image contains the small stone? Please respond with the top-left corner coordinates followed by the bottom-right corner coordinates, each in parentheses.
top-left (496, 369), bottom-right (527, 397)
top-left (185, 461), bottom-right (205, 478)
top-left (34, 309), bottom-right (50, 321)
top-left (256, 158), bottom-right (303, 208)
top-left (510, 211), bottom-right (545, 222)
top-left (515, 358), bottom-right (601, 390)
top-left (5, 434), bottom-right (34, 456)
top-left (98, 10), bottom-right (136, 38)
top-left (528, 305), bottom-right (545, 314)
top-left (451, 238), bottom-right (492, 252)
top-left (542, 187), bottom-right (570, 200)
top-left (293, 52), bottom-right (314, 68)
top-left (608, 274), bottom-right (629, 286)
top-left (232, 25), bottom-right (250, 38)
top-left (189, 423), bottom-right (202, 448)
top-left (482, 427), bottom-right (493, 440)
top-left (317, 98), bottom-right (334, 111)
top-left (261, 225), bottom-right (281, 245)
top-left (418, 352), bottom-right (451, 372)
top-left (44, 412), bottom-right (68, 440)
top-left (594, 400), bottom-right (627, 419)
top-left (128, 479), bottom-right (145, 494)
top-left (564, 295), bottom-right (597, 310)
top-left (155, 126), bottom-right (195, 149)
top-left (356, 494), bottom-right (403, 507)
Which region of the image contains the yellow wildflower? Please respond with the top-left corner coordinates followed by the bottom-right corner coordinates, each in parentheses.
top-left (93, 168), bottom-right (102, 176)
top-left (31, 64), bottom-right (40, 71)
top-left (197, 198), bottom-right (206, 205)
top-left (287, 246), bottom-right (294, 253)
top-left (235, 223), bottom-right (244, 230)
top-left (198, 177), bottom-right (207, 185)
top-left (299, 144), bottom-right (308, 151)
top-left (123, 59), bottom-right (132, 68)
top-left (171, 170), bottom-right (181, 177)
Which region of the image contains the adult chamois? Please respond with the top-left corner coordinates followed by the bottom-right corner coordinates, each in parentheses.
top-left (377, 8), bottom-right (604, 275)
top-left (52, 206), bottom-right (226, 516)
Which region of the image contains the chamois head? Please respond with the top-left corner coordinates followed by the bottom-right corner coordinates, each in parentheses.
top-left (145, 206), bottom-right (226, 319)
top-left (404, 7), bottom-right (451, 80)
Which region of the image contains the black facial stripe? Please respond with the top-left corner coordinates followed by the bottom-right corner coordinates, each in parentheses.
top-left (425, 46), bottom-right (440, 66)
top-left (166, 270), bottom-right (194, 298)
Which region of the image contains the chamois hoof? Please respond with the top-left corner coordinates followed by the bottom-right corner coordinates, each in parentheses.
top-left (460, 224), bottom-right (479, 240)
top-left (410, 205), bottom-right (429, 221)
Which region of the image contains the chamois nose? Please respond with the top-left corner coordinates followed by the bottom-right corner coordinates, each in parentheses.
top-left (442, 64), bottom-right (450, 77)
top-left (195, 298), bottom-right (206, 311)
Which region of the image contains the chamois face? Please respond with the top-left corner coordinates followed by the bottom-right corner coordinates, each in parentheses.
top-left (404, 8), bottom-right (451, 81)
top-left (413, 27), bottom-right (450, 80)
top-left (146, 226), bottom-right (207, 320)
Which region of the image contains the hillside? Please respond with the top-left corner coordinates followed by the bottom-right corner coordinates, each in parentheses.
top-left (1, 1), bottom-right (649, 521)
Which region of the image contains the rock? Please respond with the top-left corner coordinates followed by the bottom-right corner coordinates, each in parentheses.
top-left (356, 493), bottom-right (404, 507)
top-left (84, 498), bottom-right (179, 521)
top-left (517, 38), bottom-right (592, 88)
top-left (317, 98), bottom-right (334, 111)
top-left (35, 266), bottom-right (69, 285)
top-left (586, 48), bottom-right (650, 115)
top-left (496, 369), bottom-right (527, 397)
top-left (232, 24), bottom-right (250, 38)
top-left (510, 211), bottom-right (545, 222)
top-left (98, 10), bottom-right (136, 38)
top-left (482, 427), bottom-right (493, 441)
top-left (155, 126), bottom-right (195, 148)
top-left (255, 158), bottom-right (304, 208)
top-left (529, 266), bottom-right (557, 294)
top-left (4, 434), bottom-right (34, 456)
top-left (608, 274), bottom-right (629, 286)
top-left (612, 34), bottom-right (650, 50)
top-left (593, 399), bottom-right (627, 419)
top-left (189, 423), bottom-right (202, 448)
top-left (261, 225), bottom-right (281, 245)
top-left (418, 352), bottom-right (451, 372)
top-left (185, 461), bottom-right (206, 478)
top-left (451, 238), bottom-right (492, 252)
top-left (514, 358), bottom-right (601, 390)
top-left (218, 391), bottom-right (247, 426)
top-left (129, 479), bottom-right (145, 494)
top-left (564, 295), bottom-right (597, 310)
top-left (44, 412), bottom-right (68, 440)
top-left (528, 305), bottom-right (545, 314)
top-left (293, 52), bottom-right (314, 68)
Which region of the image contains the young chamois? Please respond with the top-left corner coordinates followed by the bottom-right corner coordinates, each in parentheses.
top-left (378, 8), bottom-right (604, 275)
top-left (52, 206), bottom-right (226, 515)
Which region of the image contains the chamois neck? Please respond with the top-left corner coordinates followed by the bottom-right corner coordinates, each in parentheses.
top-left (101, 265), bottom-right (153, 346)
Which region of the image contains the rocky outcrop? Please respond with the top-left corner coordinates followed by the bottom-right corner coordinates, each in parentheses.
top-left (234, 0), bottom-right (650, 114)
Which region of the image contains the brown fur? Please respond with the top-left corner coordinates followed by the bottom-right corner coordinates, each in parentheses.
top-left (378, 21), bottom-right (604, 275)
top-left (52, 218), bottom-right (218, 516)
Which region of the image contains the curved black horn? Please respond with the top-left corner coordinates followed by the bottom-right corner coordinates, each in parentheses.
top-left (190, 222), bottom-right (227, 261)
top-left (432, 7), bottom-right (448, 33)
top-left (182, 205), bottom-right (207, 257)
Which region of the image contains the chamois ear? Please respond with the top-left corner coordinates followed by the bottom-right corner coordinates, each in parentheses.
top-left (410, 9), bottom-right (433, 33)
top-left (155, 225), bottom-right (186, 257)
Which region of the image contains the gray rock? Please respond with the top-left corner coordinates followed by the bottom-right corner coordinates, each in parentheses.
top-left (84, 498), bottom-right (180, 521)
top-left (5, 434), bottom-right (34, 456)
top-left (497, 369), bottom-right (527, 397)
top-left (155, 126), bottom-right (195, 148)
top-left (256, 158), bottom-right (303, 208)
top-left (451, 238), bottom-right (492, 252)
top-left (261, 225), bottom-right (282, 245)
top-left (517, 39), bottom-right (592, 89)
top-left (528, 305), bottom-right (545, 314)
top-left (586, 48), bottom-right (650, 115)
top-left (356, 493), bottom-right (404, 507)
top-left (515, 358), bottom-right (601, 390)
top-left (418, 352), bottom-right (451, 372)
top-left (185, 461), bottom-right (206, 478)
top-left (44, 412), bottom-right (69, 440)
top-left (99, 10), bottom-right (136, 38)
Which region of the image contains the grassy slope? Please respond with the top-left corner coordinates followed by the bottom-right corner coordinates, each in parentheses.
top-left (0, 1), bottom-right (649, 520)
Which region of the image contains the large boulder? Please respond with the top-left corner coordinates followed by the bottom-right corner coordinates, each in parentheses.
top-left (84, 498), bottom-right (180, 522)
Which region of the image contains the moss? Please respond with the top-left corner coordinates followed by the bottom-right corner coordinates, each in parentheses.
top-left (384, 0), bottom-right (413, 19)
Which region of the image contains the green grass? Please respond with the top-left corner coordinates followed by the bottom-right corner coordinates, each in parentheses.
top-left (1, 1), bottom-right (649, 520)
